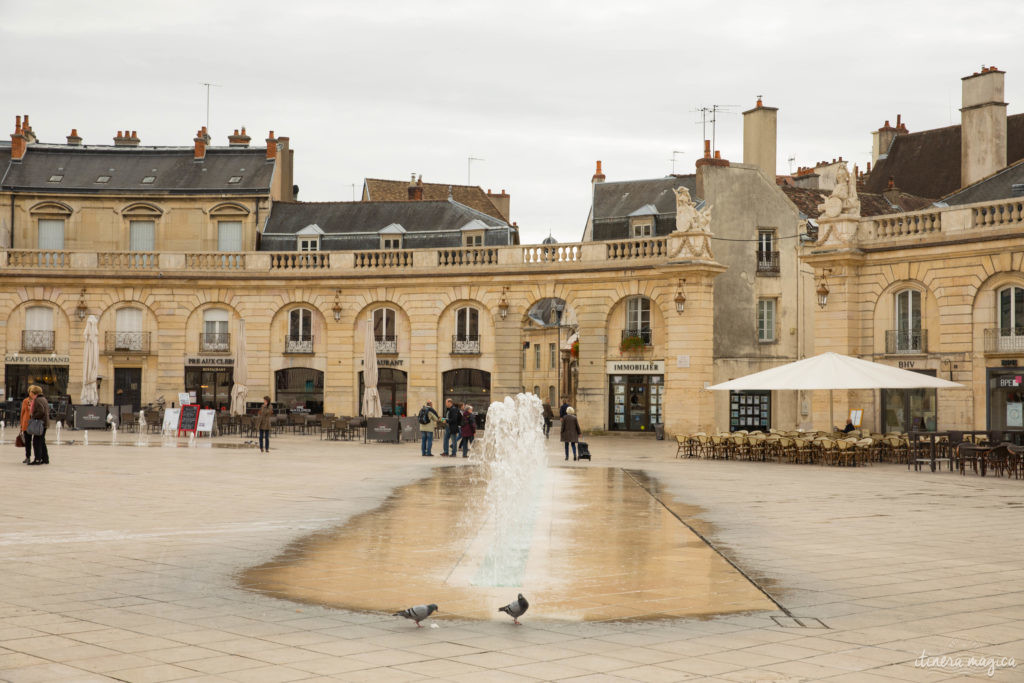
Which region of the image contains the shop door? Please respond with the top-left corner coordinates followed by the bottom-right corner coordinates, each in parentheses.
top-left (359, 369), bottom-right (408, 417)
top-left (114, 368), bottom-right (142, 412)
top-left (626, 376), bottom-right (649, 430)
top-left (185, 367), bottom-right (233, 411)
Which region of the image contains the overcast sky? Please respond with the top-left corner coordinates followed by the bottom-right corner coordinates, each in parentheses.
top-left (3, 0), bottom-right (1022, 244)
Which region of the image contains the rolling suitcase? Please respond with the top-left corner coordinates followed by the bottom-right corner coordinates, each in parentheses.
top-left (577, 441), bottom-right (591, 461)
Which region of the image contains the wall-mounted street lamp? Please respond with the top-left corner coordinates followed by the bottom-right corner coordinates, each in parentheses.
top-left (498, 286), bottom-right (510, 320)
top-left (75, 288), bottom-right (89, 321)
top-left (331, 290), bottom-right (342, 322)
top-left (816, 269), bottom-right (832, 309)
top-left (674, 278), bottom-right (687, 314)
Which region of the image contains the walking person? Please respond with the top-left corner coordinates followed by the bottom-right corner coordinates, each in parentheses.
top-left (257, 395), bottom-right (273, 452)
top-left (19, 390), bottom-right (33, 464)
top-left (418, 400), bottom-right (439, 456)
top-left (559, 398), bottom-right (570, 418)
top-left (441, 398), bottom-right (461, 457)
top-left (542, 402), bottom-right (554, 439)
top-left (560, 406), bottom-right (581, 462)
top-left (459, 405), bottom-right (476, 458)
top-left (26, 385), bottom-right (49, 466)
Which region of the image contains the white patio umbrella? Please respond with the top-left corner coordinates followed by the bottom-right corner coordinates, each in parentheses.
top-left (80, 314), bottom-right (99, 405)
top-left (362, 316), bottom-right (383, 418)
top-left (708, 352), bottom-right (963, 429)
top-left (230, 319), bottom-right (248, 416)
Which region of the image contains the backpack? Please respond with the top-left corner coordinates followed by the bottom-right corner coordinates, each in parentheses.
top-left (418, 408), bottom-right (431, 425)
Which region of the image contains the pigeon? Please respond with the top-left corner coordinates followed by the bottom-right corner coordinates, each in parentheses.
top-left (393, 603), bottom-right (438, 627)
top-left (498, 593), bottom-right (529, 625)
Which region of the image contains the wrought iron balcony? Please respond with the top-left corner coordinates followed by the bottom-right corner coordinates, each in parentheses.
top-left (375, 334), bottom-right (398, 355)
top-left (620, 328), bottom-right (653, 346)
top-left (984, 327), bottom-right (1024, 353)
top-left (21, 329), bottom-right (54, 352)
top-left (199, 332), bottom-right (230, 353)
top-left (452, 335), bottom-right (481, 355)
top-left (756, 250), bottom-right (780, 275)
top-left (104, 331), bottom-right (151, 354)
top-left (885, 329), bottom-right (927, 354)
top-left (285, 336), bottom-right (314, 354)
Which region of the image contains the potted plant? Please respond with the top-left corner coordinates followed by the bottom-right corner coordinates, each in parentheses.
top-left (570, 340), bottom-right (579, 358)
top-left (620, 334), bottom-right (645, 353)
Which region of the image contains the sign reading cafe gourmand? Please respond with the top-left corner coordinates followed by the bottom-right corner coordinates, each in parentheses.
top-left (606, 360), bottom-right (665, 375)
top-left (5, 354), bottom-right (71, 364)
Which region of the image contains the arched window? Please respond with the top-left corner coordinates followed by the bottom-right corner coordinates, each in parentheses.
top-left (625, 296), bottom-right (652, 345)
top-left (455, 306), bottom-right (479, 341)
top-left (202, 308), bottom-right (230, 352)
top-left (373, 307), bottom-right (397, 354)
top-left (533, 385), bottom-right (540, 396)
top-left (23, 306), bottom-right (54, 352)
top-left (549, 385), bottom-right (556, 405)
top-left (893, 289), bottom-right (922, 352)
top-left (998, 286), bottom-right (1024, 334)
top-left (286, 307), bottom-right (314, 354)
top-left (115, 308), bottom-right (144, 351)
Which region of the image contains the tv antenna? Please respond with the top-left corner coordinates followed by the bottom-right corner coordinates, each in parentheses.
top-left (787, 154), bottom-right (796, 174)
top-left (200, 82), bottom-right (221, 132)
top-left (670, 150), bottom-right (686, 174)
top-left (467, 155), bottom-right (485, 184)
top-left (691, 104), bottom-right (737, 156)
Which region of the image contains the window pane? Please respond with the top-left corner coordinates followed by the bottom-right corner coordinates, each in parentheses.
top-left (129, 220), bottom-right (155, 251)
top-left (38, 219), bottom-right (65, 249)
top-left (1000, 289), bottom-right (1012, 331)
top-left (217, 221), bottom-right (243, 251)
top-left (550, 342), bottom-right (556, 369)
top-left (116, 308), bottom-right (142, 332)
top-left (289, 309), bottom-right (301, 339)
top-left (26, 306), bottom-right (53, 330)
top-left (1016, 287), bottom-right (1024, 330)
top-left (469, 308), bottom-right (478, 336)
top-left (535, 344), bottom-right (540, 369)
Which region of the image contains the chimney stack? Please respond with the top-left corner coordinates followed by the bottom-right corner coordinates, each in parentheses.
top-left (266, 130), bottom-right (278, 160)
top-left (21, 114), bottom-right (37, 143)
top-left (591, 160), bottom-right (606, 184)
top-left (114, 130), bottom-right (140, 147)
top-left (742, 97), bottom-right (777, 180)
top-left (194, 128), bottom-right (207, 160)
top-left (870, 116), bottom-right (908, 165)
top-left (486, 187), bottom-right (512, 222)
top-left (66, 128), bottom-right (83, 146)
top-left (228, 126), bottom-right (251, 147)
top-left (961, 66), bottom-right (1008, 187)
top-left (408, 173), bottom-right (424, 200)
top-left (10, 116), bottom-right (27, 161)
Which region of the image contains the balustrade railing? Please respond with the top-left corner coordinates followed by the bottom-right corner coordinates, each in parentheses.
top-left (375, 335), bottom-right (398, 354)
top-left (269, 252), bottom-right (330, 270)
top-left (438, 247), bottom-right (499, 266)
top-left (973, 199), bottom-right (1024, 228)
top-left (873, 210), bottom-right (943, 240)
top-left (523, 244), bottom-right (580, 263)
top-left (885, 329), bottom-right (927, 354)
top-left (98, 252), bottom-right (158, 269)
top-left (606, 237), bottom-right (667, 260)
top-left (104, 331), bottom-right (151, 354)
top-left (199, 332), bottom-right (231, 353)
top-left (285, 336), bottom-right (314, 354)
top-left (8, 250), bottom-right (71, 268)
top-left (451, 335), bottom-right (481, 355)
top-left (21, 330), bottom-right (54, 352)
top-left (186, 252), bottom-right (246, 270)
top-left (354, 250), bottom-right (413, 269)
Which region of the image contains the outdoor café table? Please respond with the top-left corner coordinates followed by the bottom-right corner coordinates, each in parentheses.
top-left (909, 431), bottom-right (952, 472)
top-left (955, 443), bottom-right (988, 475)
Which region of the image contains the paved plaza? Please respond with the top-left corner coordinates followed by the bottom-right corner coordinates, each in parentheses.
top-left (1, 433), bottom-right (1023, 682)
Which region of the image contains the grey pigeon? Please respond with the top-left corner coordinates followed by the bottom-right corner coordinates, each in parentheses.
top-left (393, 603), bottom-right (438, 627)
top-left (498, 593), bottom-right (529, 624)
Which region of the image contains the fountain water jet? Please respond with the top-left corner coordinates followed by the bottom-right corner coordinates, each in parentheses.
top-left (136, 411), bottom-right (149, 447)
top-left (55, 421), bottom-right (62, 445)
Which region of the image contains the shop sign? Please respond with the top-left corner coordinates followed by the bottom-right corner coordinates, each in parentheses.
top-left (5, 354), bottom-right (71, 364)
top-left (360, 358), bottom-right (404, 367)
top-left (186, 357), bottom-right (234, 366)
top-left (606, 360), bottom-right (665, 375)
top-left (999, 376), bottom-right (1022, 388)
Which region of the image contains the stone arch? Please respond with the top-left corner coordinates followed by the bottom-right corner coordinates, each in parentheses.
top-left (208, 201), bottom-right (250, 217)
top-left (269, 300), bottom-right (328, 361)
top-left (870, 279), bottom-right (939, 355)
top-left (184, 300), bottom-right (243, 355)
top-left (5, 298), bottom-right (72, 356)
top-left (28, 200), bottom-right (73, 217)
top-left (119, 202), bottom-right (163, 218)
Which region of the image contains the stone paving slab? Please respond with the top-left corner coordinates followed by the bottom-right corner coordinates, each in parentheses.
top-left (0, 434), bottom-right (1022, 680)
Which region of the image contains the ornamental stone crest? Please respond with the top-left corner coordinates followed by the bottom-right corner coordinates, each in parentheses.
top-left (669, 186), bottom-right (714, 259)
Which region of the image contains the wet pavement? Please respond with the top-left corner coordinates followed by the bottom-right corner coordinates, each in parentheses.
top-left (1, 433), bottom-right (1023, 681)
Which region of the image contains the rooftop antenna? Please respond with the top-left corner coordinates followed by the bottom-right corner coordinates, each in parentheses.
top-left (467, 155), bottom-right (485, 184)
top-left (787, 154), bottom-right (796, 174)
top-left (670, 150), bottom-right (685, 174)
top-left (348, 183), bottom-right (357, 201)
top-left (200, 82), bottom-right (221, 132)
top-left (691, 104), bottom-right (737, 156)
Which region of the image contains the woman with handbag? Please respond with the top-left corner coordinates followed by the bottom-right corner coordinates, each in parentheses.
top-left (19, 391), bottom-right (33, 464)
top-left (26, 385), bottom-right (49, 466)
top-left (256, 395), bottom-right (273, 453)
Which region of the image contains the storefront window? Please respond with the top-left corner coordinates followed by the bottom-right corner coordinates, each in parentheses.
top-left (608, 374), bottom-right (662, 431)
top-left (5, 364), bottom-right (69, 404)
top-left (276, 367), bottom-right (323, 413)
top-left (360, 368), bottom-right (408, 417)
top-left (185, 367), bottom-right (233, 411)
top-left (882, 369), bottom-right (937, 432)
top-left (987, 368), bottom-right (1024, 431)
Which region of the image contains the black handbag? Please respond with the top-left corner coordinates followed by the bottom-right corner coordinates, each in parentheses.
top-left (26, 419), bottom-right (44, 436)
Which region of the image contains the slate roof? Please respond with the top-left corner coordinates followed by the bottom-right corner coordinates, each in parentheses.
top-left (593, 175), bottom-right (698, 220)
top-left (0, 144), bottom-right (274, 194)
top-left (942, 158), bottom-right (1024, 205)
top-left (779, 186), bottom-right (935, 219)
top-left (261, 199), bottom-right (514, 251)
top-left (863, 113), bottom-right (1024, 199)
top-left (363, 178), bottom-right (506, 221)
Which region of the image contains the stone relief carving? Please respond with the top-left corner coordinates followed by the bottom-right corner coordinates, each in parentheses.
top-left (816, 164), bottom-right (860, 219)
top-left (670, 186), bottom-right (714, 259)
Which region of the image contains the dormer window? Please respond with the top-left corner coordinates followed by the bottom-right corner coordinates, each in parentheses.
top-left (378, 222), bottom-right (406, 250)
top-left (631, 221), bottom-right (652, 237)
top-left (628, 204), bottom-right (658, 238)
top-left (382, 237), bottom-right (402, 249)
top-left (295, 223), bottom-right (324, 253)
top-left (463, 232), bottom-right (484, 247)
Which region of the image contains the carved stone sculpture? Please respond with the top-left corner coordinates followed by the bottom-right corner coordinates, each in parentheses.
top-left (669, 186), bottom-right (714, 259)
top-left (816, 164), bottom-right (860, 219)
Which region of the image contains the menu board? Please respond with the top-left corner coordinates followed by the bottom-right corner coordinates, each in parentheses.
top-left (177, 404), bottom-right (200, 435)
top-left (729, 391), bottom-right (771, 432)
top-left (197, 409), bottom-right (216, 434)
top-left (162, 408), bottom-right (180, 432)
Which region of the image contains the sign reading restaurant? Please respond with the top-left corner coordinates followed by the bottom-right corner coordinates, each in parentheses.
top-left (5, 354), bottom-right (71, 364)
top-left (606, 360), bottom-right (665, 375)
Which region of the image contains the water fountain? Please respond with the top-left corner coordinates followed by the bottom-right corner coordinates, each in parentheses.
top-left (84, 430), bottom-right (89, 446)
top-left (136, 411), bottom-right (149, 447)
top-left (55, 421), bottom-right (62, 445)
top-left (111, 421), bottom-right (118, 444)
top-left (0, 420), bottom-right (5, 444)
top-left (188, 431), bottom-right (196, 448)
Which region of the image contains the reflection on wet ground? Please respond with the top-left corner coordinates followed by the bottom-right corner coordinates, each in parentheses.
top-left (238, 466), bottom-right (776, 621)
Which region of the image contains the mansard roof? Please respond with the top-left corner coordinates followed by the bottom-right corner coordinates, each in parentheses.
top-left (593, 175), bottom-right (698, 220)
top-left (363, 178), bottom-right (506, 220)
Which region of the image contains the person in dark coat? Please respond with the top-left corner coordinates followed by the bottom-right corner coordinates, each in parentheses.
top-left (441, 398), bottom-right (462, 456)
top-left (19, 391), bottom-right (33, 464)
top-left (459, 405), bottom-right (476, 458)
top-left (542, 402), bottom-right (554, 439)
top-left (560, 406), bottom-right (581, 461)
top-left (27, 385), bottom-right (49, 465)
top-left (256, 395), bottom-right (273, 452)
top-left (559, 399), bottom-right (570, 418)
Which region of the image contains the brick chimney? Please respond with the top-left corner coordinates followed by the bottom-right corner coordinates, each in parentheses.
top-left (486, 188), bottom-right (511, 222)
top-left (406, 174), bottom-right (424, 200)
top-left (228, 127), bottom-right (251, 147)
top-left (962, 66), bottom-right (1008, 187)
top-left (591, 160), bottom-right (606, 184)
top-left (66, 128), bottom-right (83, 146)
top-left (871, 115), bottom-right (908, 165)
top-left (193, 127), bottom-right (207, 160)
top-left (265, 130), bottom-right (278, 160)
top-left (114, 130), bottom-right (140, 147)
top-left (742, 96), bottom-right (777, 180)
top-left (21, 114), bottom-right (36, 143)
top-left (10, 116), bottom-right (27, 161)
